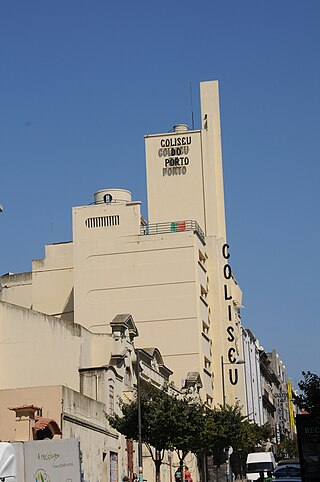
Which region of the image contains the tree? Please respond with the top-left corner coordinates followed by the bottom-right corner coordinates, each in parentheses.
top-left (237, 420), bottom-right (273, 453)
top-left (195, 405), bottom-right (270, 459)
top-left (276, 436), bottom-right (299, 459)
top-left (106, 384), bottom-right (204, 482)
top-left (107, 387), bottom-right (274, 482)
top-left (194, 405), bottom-right (273, 480)
top-left (191, 404), bottom-right (246, 481)
top-left (167, 396), bottom-right (206, 482)
top-left (231, 420), bottom-right (273, 478)
top-left (297, 371), bottom-right (320, 413)
top-left (107, 384), bottom-right (173, 482)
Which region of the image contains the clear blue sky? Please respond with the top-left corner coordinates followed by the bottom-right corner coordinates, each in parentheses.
top-left (1, 1), bottom-right (319, 387)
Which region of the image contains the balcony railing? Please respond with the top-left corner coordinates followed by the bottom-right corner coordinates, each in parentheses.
top-left (140, 220), bottom-right (205, 245)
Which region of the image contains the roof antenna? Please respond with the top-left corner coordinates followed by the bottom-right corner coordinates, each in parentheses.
top-left (189, 82), bottom-right (195, 130)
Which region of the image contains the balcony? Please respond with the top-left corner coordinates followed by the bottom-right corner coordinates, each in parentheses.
top-left (140, 220), bottom-right (205, 245)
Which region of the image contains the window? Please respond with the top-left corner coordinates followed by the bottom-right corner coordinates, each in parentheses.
top-left (108, 385), bottom-right (115, 415)
top-left (204, 357), bottom-right (211, 370)
top-left (200, 285), bottom-right (207, 297)
top-left (124, 368), bottom-right (131, 386)
top-left (202, 321), bottom-right (209, 336)
top-left (198, 249), bottom-right (207, 267)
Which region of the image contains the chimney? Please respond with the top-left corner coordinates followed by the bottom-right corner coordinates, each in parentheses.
top-left (8, 405), bottom-right (40, 441)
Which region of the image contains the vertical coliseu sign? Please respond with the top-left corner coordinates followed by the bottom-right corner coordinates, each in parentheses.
top-left (222, 243), bottom-right (240, 386)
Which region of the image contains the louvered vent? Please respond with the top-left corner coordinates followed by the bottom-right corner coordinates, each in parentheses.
top-left (85, 215), bottom-right (120, 228)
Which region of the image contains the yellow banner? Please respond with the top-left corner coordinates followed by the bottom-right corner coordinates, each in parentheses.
top-left (287, 380), bottom-right (295, 430)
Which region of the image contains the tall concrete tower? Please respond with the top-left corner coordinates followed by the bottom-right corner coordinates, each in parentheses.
top-left (145, 81), bottom-right (226, 240)
top-left (145, 81), bottom-right (246, 408)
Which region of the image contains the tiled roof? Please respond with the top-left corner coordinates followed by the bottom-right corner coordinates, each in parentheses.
top-left (8, 404), bottom-right (40, 412)
top-left (34, 416), bottom-right (62, 435)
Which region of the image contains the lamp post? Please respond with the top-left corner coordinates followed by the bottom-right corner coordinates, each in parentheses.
top-left (136, 349), bottom-right (143, 482)
top-left (221, 356), bottom-right (245, 408)
top-left (221, 356), bottom-right (245, 482)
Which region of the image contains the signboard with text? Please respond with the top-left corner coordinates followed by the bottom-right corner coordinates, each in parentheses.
top-left (296, 414), bottom-right (320, 481)
top-left (145, 130), bottom-right (206, 228)
top-left (24, 438), bottom-right (81, 481)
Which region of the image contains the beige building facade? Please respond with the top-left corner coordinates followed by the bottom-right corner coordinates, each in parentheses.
top-left (0, 80), bottom-right (299, 481)
top-left (0, 297), bottom-right (183, 481)
top-left (0, 81), bottom-right (247, 412)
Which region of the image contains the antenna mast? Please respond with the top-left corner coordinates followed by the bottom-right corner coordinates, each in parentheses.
top-left (189, 82), bottom-right (195, 130)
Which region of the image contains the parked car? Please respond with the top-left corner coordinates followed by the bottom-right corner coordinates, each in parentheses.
top-left (274, 459), bottom-right (301, 479)
top-left (274, 464), bottom-right (301, 478)
top-left (246, 452), bottom-right (276, 481)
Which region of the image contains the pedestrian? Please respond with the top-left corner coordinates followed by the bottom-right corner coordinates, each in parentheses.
top-left (174, 468), bottom-right (181, 482)
top-left (123, 476), bottom-right (130, 482)
top-left (184, 466), bottom-right (193, 482)
top-left (132, 473), bottom-right (138, 482)
top-left (265, 471), bottom-right (273, 481)
top-left (257, 471), bottom-right (265, 481)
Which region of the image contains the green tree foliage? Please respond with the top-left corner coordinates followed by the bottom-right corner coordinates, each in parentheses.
top-left (231, 421), bottom-right (273, 477)
top-left (195, 405), bottom-right (272, 464)
top-left (107, 384), bottom-right (175, 482)
top-left (297, 371), bottom-right (320, 413)
top-left (195, 405), bottom-right (244, 461)
top-left (161, 393), bottom-right (206, 482)
top-left (107, 386), bottom-right (273, 482)
top-left (107, 384), bottom-right (204, 482)
top-left (276, 436), bottom-right (299, 459)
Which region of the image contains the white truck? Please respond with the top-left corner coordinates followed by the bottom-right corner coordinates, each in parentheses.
top-left (0, 438), bottom-right (82, 481)
top-left (0, 442), bottom-right (15, 481)
top-left (246, 451), bottom-right (276, 481)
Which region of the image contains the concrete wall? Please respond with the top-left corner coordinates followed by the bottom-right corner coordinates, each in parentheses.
top-left (0, 272), bottom-right (32, 309)
top-left (0, 301), bottom-right (89, 391)
top-left (61, 386), bottom-right (119, 482)
top-left (0, 245), bottom-right (74, 322)
top-left (32, 242), bottom-right (74, 321)
top-left (71, 194), bottom-right (213, 398)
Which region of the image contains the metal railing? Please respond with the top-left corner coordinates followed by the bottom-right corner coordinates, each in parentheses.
top-left (140, 220), bottom-right (205, 245)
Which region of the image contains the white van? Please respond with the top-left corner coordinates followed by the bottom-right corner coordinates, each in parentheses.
top-left (246, 452), bottom-right (276, 481)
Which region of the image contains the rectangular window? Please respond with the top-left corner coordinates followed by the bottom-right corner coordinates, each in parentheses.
top-left (110, 452), bottom-right (118, 482)
top-left (202, 321), bottom-right (209, 336)
top-left (204, 357), bottom-right (211, 370)
top-left (109, 385), bottom-right (115, 415)
top-left (124, 368), bottom-right (131, 386)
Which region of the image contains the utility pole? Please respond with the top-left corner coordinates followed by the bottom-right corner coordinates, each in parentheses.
top-left (136, 349), bottom-right (143, 482)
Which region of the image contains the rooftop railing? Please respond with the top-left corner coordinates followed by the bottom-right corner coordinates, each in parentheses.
top-left (140, 220), bottom-right (205, 245)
